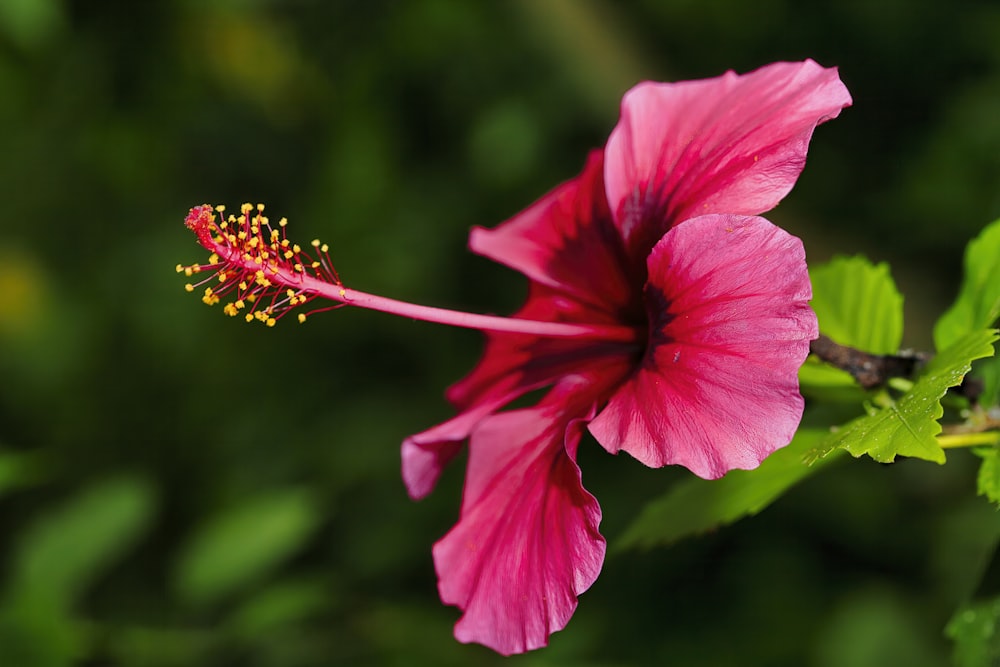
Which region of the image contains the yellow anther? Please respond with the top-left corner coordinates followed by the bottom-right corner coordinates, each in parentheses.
top-left (266, 318), bottom-right (276, 327)
top-left (238, 281), bottom-right (248, 291)
top-left (279, 217), bottom-right (288, 227)
top-left (223, 303), bottom-right (238, 317)
top-left (235, 299), bottom-right (245, 309)
top-left (208, 253), bottom-right (220, 265)
top-left (249, 237), bottom-right (259, 248)
top-left (280, 239), bottom-right (289, 247)
top-left (311, 261), bottom-right (320, 269)
top-left (218, 272), bottom-right (228, 282)
top-left (321, 243), bottom-right (329, 253)
top-left (298, 313), bottom-right (306, 323)
top-left (311, 239), bottom-right (320, 248)
top-left (292, 244), bottom-right (301, 253)
top-left (286, 289), bottom-right (296, 299)
top-left (284, 250), bottom-right (293, 259)
top-left (184, 283), bottom-right (194, 292)
top-left (184, 267), bottom-right (193, 277)
top-left (246, 294), bottom-right (257, 303)
top-left (242, 203), bottom-right (253, 214)
top-left (175, 264), bottom-right (184, 273)
top-left (257, 203), bottom-right (265, 212)
top-left (215, 205), bottom-right (226, 213)
top-left (245, 313), bottom-right (254, 323)
top-left (270, 229), bottom-right (280, 242)
top-left (237, 230), bottom-right (247, 240)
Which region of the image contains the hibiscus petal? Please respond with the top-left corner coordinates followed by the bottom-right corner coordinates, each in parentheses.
top-left (469, 150), bottom-right (635, 314)
top-left (433, 381), bottom-right (605, 655)
top-left (403, 282), bottom-right (637, 500)
top-left (588, 214), bottom-right (817, 479)
top-left (604, 59), bottom-right (851, 258)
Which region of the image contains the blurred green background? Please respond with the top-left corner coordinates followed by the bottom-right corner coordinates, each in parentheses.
top-left (1, 1), bottom-right (1000, 665)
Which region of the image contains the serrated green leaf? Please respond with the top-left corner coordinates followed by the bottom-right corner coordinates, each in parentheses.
top-left (806, 330), bottom-right (999, 465)
top-left (173, 488), bottom-right (322, 606)
top-left (8, 475), bottom-right (156, 607)
top-left (946, 596), bottom-right (1000, 667)
top-left (615, 429), bottom-right (834, 552)
top-left (935, 218), bottom-right (1000, 350)
top-left (935, 219), bottom-right (1000, 407)
top-left (975, 448), bottom-right (1000, 507)
top-left (802, 256), bottom-right (905, 391)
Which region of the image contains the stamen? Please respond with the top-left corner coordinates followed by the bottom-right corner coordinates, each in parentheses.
top-left (179, 203), bottom-right (343, 325)
top-left (177, 204), bottom-right (640, 345)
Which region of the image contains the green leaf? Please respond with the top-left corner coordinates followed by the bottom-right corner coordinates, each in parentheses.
top-left (935, 219), bottom-right (1000, 407)
top-left (8, 475), bottom-right (157, 607)
top-left (806, 329), bottom-right (999, 465)
top-left (946, 597), bottom-right (1000, 667)
top-left (173, 488), bottom-right (322, 606)
top-left (935, 218), bottom-right (1000, 350)
top-left (975, 448), bottom-right (1000, 507)
top-left (615, 429), bottom-right (834, 552)
top-left (802, 256), bottom-right (905, 390)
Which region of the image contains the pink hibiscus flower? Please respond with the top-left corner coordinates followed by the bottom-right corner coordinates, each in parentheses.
top-left (178, 60), bottom-right (850, 655)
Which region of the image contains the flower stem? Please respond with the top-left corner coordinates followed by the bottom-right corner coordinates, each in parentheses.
top-left (937, 432), bottom-right (1000, 449)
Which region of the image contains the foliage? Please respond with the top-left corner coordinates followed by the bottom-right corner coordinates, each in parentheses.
top-left (2, 1), bottom-right (1000, 665)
